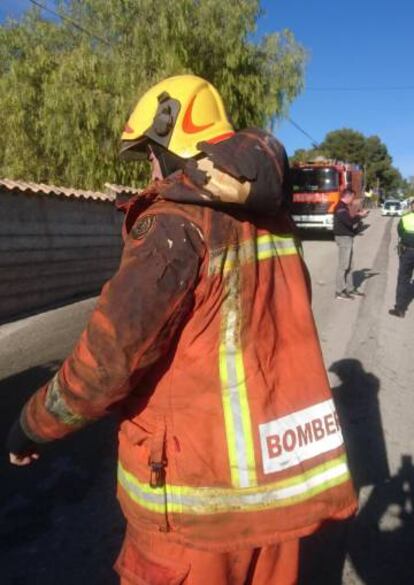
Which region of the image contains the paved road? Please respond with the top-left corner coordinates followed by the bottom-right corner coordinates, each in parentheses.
top-left (300, 211), bottom-right (414, 584)
top-left (1, 209), bottom-right (413, 584)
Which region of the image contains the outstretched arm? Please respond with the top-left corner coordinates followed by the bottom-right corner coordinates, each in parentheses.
top-left (8, 212), bottom-right (204, 463)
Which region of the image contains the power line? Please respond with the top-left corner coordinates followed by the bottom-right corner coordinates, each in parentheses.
top-left (287, 117), bottom-right (320, 148)
top-left (308, 86), bottom-right (414, 92)
top-left (27, 0), bottom-right (113, 47)
top-left (19, 3), bottom-right (414, 96)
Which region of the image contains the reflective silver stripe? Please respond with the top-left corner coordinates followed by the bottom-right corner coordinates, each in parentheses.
top-left (44, 374), bottom-right (89, 426)
top-left (118, 456), bottom-right (350, 515)
top-left (209, 234), bottom-right (298, 275)
top-left (214, 234), bottom-right (298, 488)
top-left (257, 237), bottom-right (297, 259)
top-left (220, 269), bottom-right (256, 488)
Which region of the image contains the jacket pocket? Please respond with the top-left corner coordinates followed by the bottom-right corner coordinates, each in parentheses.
top-left (119, 413), bottom-right (156, 447)
top-left (119, 416), bottom-right (171, 532)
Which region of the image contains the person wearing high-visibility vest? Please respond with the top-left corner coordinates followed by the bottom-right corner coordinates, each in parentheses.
top-left (7, 75), bottom-right (356, 584)
top-left (389, 200), bottom-right (414, 318)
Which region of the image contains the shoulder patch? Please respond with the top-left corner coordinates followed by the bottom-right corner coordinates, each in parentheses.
top-left (131, 215), bottom-right (156, 240)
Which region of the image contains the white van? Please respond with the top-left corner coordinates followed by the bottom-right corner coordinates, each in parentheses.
top-left (381, 200), bottom-right (403, 217)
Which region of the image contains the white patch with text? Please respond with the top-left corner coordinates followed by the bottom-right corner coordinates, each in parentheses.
top-left (259, 399), bottom-right (344, 475)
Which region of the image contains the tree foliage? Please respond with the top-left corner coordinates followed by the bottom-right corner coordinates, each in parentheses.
top-left (291, 128), bottom-right (404, 196)
top-left (402, 176), bottom-right (414, 199)
top-left (0, 1), bottom-right (306, 189)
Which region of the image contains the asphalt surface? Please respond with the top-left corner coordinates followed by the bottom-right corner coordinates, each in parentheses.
top-left (1, 209), bottom-right (413, 584)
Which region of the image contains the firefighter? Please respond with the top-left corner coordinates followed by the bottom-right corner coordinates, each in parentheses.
top-left (389, 200), bottom-right (414, 318)
top-left (7, 75), bottom-right (356, 584)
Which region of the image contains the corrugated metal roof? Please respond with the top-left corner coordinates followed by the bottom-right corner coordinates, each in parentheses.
top-left (0, 178), bottom-right (115, 202)
top-left (104, 183), bottom-right (141, 197)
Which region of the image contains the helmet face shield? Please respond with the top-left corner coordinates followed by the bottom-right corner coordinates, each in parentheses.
top-left (120, 93), bottom-right (181, 161)
top-left (119, 138), bottom-right (148, 161)
top-left (119, 138), bottom-right (188, 180)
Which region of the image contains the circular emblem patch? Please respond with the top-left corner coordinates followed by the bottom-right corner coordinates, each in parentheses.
top-left (131, 215), bottom-right (156, 240)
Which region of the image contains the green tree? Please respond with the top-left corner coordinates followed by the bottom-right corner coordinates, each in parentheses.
top-left (363, 136), bottom-right (403, 194)
top-left (400, 177), bottom-right (414, 199)
top-left (321, 129), bottom-right (366, 165)
top-left (290, 147), bottom-right (324, 163)
top-left (0, 1), bottom-right (306, 189)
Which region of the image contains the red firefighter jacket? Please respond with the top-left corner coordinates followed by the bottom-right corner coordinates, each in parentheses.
top-left (17, 129), bottom-right (357, 551)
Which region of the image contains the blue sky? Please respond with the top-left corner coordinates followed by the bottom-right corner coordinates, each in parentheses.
top-left (259, 0), bottom-right (414, 178)
top-left (1, 0), bottom-right (413, 178)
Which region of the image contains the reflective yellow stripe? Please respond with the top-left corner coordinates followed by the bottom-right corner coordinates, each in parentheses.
top-left (235, 351), bottom-right (257, 485)
top-left (209, 234), bottom-right (298, 276)
top-left (256, 234), bottom-right (298, 260)
top-left (219, 343), bottom-right (238, 486)
top-left (214, 233), bottom-right (299, 488)
top-left (118, 454), bottom-right (350, 515)
top-left (219, 270), bottom-right (257, 488)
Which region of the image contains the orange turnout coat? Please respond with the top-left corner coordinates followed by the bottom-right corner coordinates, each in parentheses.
top-left (18, 129), bottom-right (357, 552)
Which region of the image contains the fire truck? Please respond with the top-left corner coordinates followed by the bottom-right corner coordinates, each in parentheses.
top-left (290, 159), bottom-right (363, 231)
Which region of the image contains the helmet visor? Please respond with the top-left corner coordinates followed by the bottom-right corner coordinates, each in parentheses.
top-left (119, 137), bottom-right (149, 161)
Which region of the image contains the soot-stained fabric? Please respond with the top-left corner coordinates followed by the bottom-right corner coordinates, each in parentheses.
top-left (158, 128), bottom-right (292, 217)
top-left (16, 213), bottom-right (204, 445)
top-left (198, 128), bottom-right (292, 215)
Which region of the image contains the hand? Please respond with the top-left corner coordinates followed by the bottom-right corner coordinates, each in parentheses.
top-left (9, 452), bottom-right (40, 466)
top-left (358, 209), bottom-right (369, 217)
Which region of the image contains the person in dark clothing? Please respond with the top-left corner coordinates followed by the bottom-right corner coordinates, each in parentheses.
top-left (333, 189), bottom-right (368, 300)
top-left (389, 200), bottom-right (414, 317)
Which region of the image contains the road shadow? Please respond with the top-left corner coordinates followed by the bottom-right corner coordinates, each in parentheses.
top-left (347, 454), bottom-right (414, 585)
top-left (355, 222), bottom-right (370, 235)
top-left (299, 359), bottom-right (390, 585)
top-left (0, 364), bottom-right (124, 584)
top-left (329, 359), bottom-right (389, 490)
top-left (353, 268), bottom-right (380, 290)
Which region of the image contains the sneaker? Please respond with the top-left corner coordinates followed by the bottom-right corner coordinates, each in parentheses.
top-left (350, 289), bottom-right (365, 297)
top-left (388, 307), bottom-right (405, 318)
top-left (335, 292), bottom-right (354, 300)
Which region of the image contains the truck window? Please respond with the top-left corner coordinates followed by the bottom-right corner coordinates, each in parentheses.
top-left (291, 168), bottom-right (339, 193)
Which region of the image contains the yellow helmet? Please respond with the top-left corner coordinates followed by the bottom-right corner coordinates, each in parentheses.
top-left (120, 75), bottom-right (234, 161)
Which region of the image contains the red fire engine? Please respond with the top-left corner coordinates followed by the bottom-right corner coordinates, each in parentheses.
top-left (290, 159), bottom-right (363, 231)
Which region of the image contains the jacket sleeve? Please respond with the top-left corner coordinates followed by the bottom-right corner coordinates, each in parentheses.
top-left (15, 213), bottom-right (205, 446)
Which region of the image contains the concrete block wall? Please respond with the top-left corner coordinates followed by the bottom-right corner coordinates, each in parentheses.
top-left (0, 191), bottom-right (123, 323)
